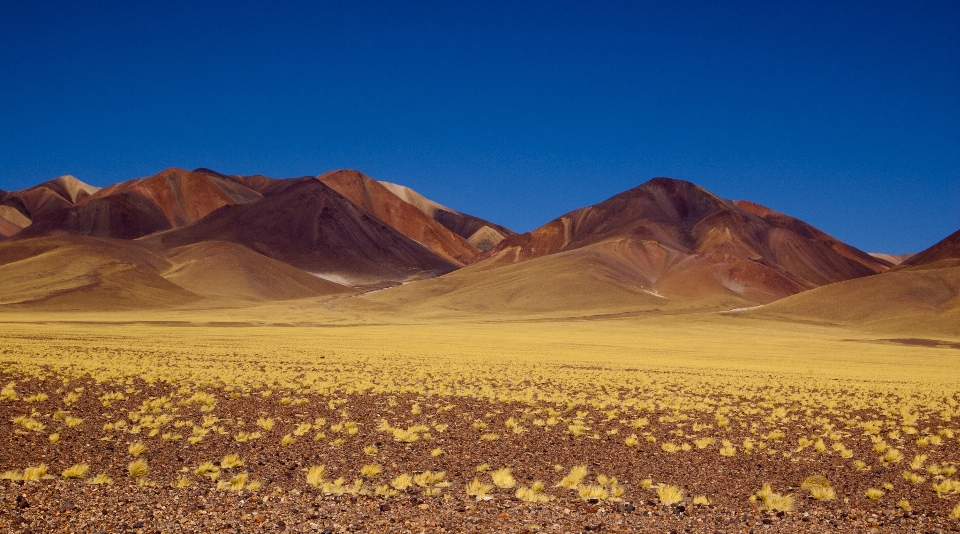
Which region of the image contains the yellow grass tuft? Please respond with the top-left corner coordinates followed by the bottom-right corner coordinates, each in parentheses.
top-left (754, 483), bottom-right (794, 511)
top-left (128, 459), bottom-right (148, 478)
top-left (556, 465), bottom-right (588, 489)
top-left (360, 464), bottom-right (382, 478)
top-left (903, 471), bottom-right (926, 485)
top-left (491, 468), bottom-right (516, 489)
top-left (390, 473), bottom-right (413, 491)
top-left (865, 488), bottom-right (884, 500)
top-left (693, 495), bottom-right (711, 506)
top-left (172, 475), bottom-right (192, 488)
top-left (22, 464), bottom-right (48, 481)
top-left (220, 454), bottom-right (243, 469)
top-left (656, 484), bottom-right (684, 505)
top-left (466, 478), bottom-right (495, 501)
top-left (128, 441), bottom-right (146, 456)
top-left (61, 463), bottom-right (90, 479)
top-left (306, 465), bottom-right (326, 487)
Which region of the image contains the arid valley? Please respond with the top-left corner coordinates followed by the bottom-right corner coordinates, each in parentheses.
top-left (0, 169), bottom-right (958, 533)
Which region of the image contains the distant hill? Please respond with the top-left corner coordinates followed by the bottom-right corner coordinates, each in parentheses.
top-left (459, 178), bottom-right (889, 307)
top-left (318, 170), bottom-right (478, 265)
top-left (757, 228), bottom-right (960, 337)
top-left (17, 168), bottom-right (263, 240)
top-left (141, 178), bottom-right (459, 288)
top-left (378, 181), bottom-right (514, 250)
top-left (4, 170), bottom-right (932, 320)
top-left (0, 175), bottom-right (100, 238)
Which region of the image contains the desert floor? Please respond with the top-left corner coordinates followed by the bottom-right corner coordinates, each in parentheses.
top-left (1, 309), bottom-right (959, 533)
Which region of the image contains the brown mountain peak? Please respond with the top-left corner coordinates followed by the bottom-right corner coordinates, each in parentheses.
top-left (318, 170), bottom-right (479, 265)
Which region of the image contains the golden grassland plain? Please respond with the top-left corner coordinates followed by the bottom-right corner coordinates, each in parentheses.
top-left (2, 311), bottom-right (960, 518)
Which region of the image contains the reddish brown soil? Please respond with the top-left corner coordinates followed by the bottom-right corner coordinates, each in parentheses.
top-left (2, 374), bottom-right (958, 533)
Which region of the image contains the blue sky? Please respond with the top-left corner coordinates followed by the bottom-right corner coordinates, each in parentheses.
top-left (1, 1), bottom-right (957, 253)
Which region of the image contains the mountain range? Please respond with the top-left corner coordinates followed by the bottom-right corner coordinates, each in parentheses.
top-left (0, 168), bottom-right (956, 335)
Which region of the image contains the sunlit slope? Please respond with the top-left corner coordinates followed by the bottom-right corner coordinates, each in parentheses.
top-left (162, 241), bottom-right (355, 301)
top-left (319, 169), bottom-right (478, 265)
top-left (468, 178), bottom-right (889, 309)
top-left (345, 238), bottom-right (771, 319)
top-left (379, 180), bottom-right (514, 250)
top-left (0, 175), bottom-right (100, 237)
top-left (0, 236), bottom-right (197, 310)
top-left (757, 228), bottom-right (960, 337)
top-left (19, 168), bottom-right (263, 240)
top-left (757, 266), bottom-right (960, 337)
top-left (0, 236), bottom-right (354, 309)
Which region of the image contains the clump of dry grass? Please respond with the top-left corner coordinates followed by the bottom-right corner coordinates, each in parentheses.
top-left (61, 463), bottom-right (90, 479)
top-left (556, 465), bottom-right (588, 489)
top-left (753, 483), bottom-right (794, 511)
top-left (127, 459), bottom-right (148, 478)
top-left (656, 484), bottom-right (684, 506)
top-left (360, 464), bottom-right (382, 478)
top-left (491, 468), bottom-right (516, 489)
top-left (801, 475), bottom-right (835, 501)
top-left (220, 454), bottom-right (243, 469)
top-left (466, 478), bottom-right (494, 501)
top-left (516, 481), bottom-right (552, 502)
top-left (306, 465), bottom-right (326, 487)
top-left (390, 473), bottom-right (413, 491)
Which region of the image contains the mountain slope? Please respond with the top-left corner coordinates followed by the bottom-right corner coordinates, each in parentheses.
top-left (756, 227), bottom-right (960, 337)
top-left (318, 170), bottom-right (478, 265)
top-left (898, 229), bottom-right (960, 270)
top-left (17, 168), bottom-right (263, 240)
top-left (0, 175), bottom-right (101, 236)
top-left (468, 178), bottom-right (888, 306)
top-left (161, 241), bottom-right (354, 301)
top-left (0, 235), bottom-right (197, 310)
top-left (141, 178), bottom-right (459, 288)
top-left (378, 181), bottom-right (514, 250)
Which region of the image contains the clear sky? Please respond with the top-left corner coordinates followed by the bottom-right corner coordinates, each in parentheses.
top-left (1, 1), bottom-right (957, 254)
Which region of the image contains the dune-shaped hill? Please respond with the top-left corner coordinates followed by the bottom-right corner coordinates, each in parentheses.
top-left (160, 241), bottom-right (354, 301)
top-left (0, 234), bottom-right (355, 309)
top-left (141, 178), bottom-right (460, 288)
top-left (17, 168), bottom-right (263, 240)
top-left (318, 170), bottom-right (478, 265)
top-left (756, 228), bottom-right (960, 337)
top-left (468, 178), bottom-right (889, 305)
top-left (0, 235), bottom-right (197, 310)
top-left (0, 175), bottom-right (101, 237)
top-left (378, 181), bottom-right (514, 250)
top-left (897, 229), bottom-right (960, 270)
